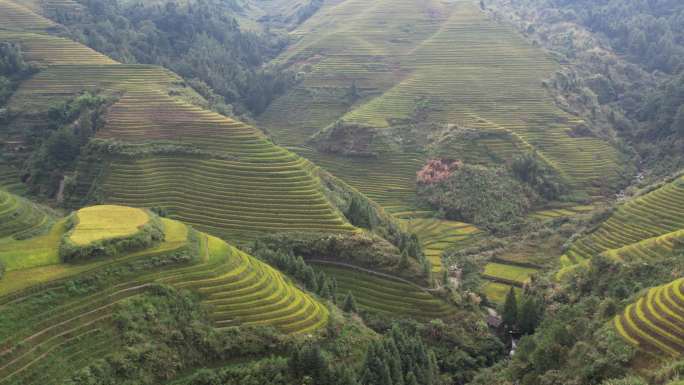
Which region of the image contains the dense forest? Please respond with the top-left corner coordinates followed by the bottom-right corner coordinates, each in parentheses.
top-left (54, 0), bottom-right (295, 116)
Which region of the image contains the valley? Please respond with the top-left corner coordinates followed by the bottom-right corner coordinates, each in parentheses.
top-left (0, 0), bottom-right (683, 384)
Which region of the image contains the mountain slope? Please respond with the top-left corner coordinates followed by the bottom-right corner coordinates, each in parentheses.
top-left (258, 0), bottom-right (625, 214)
top-left (560, 175), bottom-right (684, 275)
top-left (0, 0), bottom-right (357, 243)
top-left (0, 205), bottom-right (329, 384)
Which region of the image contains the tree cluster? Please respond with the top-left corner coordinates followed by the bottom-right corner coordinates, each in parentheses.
top-left (360, 326), bottom-right (440, 385)
top-left (56, 0), bottom-right (294, 115)
top-left (25, 92), bottom-right (110, 197)
top-left (252, 241), bottom-right (338, 302)
top-left (0, 42), bottom-right (35, 107)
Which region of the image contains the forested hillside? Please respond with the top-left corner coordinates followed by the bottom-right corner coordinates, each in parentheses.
top-left (491, 0), bottom-right (684, 176)
top-left (52, 0), bottom-right (293, 115)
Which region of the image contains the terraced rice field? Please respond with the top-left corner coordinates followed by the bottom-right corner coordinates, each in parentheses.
top-left (561, 176), bottom-right (684, 274)
top-left (8, 64), bottom-right (182, 113)
top-left (0, 0), bottom-right (56, 31)
top-left (0, 189), bottom-right (52, 239)
top-left (530, 205), bottom-right (595, 221)
top-left (615, 278), bottom-right (684, 357)
top-left (482, 263), bottom-right (536, 286)
top-left (0, 166), bottom-right (26, 195)
top-left (0, 213), bottom-right (328, 384)
top-left (67, 205), bottom-right (149, 245)
top-left (482, 282), bottom-right (521, 304)
top-left (169, 235), bottom-right (328, 333)
top-left (0, 31), bottom-right (116, 66)
top-left (403, 217), bottom-right (481, 273)
top-left (1, 12), bottom-right (356, 244)
top-left (259, 0), bottom-right (623, 205)
top-left (312, 262), bottom-right (456, 319)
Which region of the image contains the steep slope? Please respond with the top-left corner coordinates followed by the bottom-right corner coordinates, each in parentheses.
top-left (0, 205), bottom-right (329, 384)
top-left (0, 188), bottom-right (52, 239)
top-left (258, 0), bottom-right (624, 213)
top-left (615, 278), bottom-right (684, 357)
top-left (560, 176), bottom-right (684, 275)
top-left (312, 262), bottom-right (457, 319)
top-left (0, 0), bottom-right (356, 243)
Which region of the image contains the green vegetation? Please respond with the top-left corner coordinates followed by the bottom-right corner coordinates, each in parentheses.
top-left (615, 278), bottom-right (684, 356)
top-left (0, 188), bottom-right (52, 240)
top-left (561, 175), bottom-right (684, 276)
top-left (403, 217), bottom-right (482, 273)
top-left (482, 263), bottom-right (536, 286)
top-left (494, 0), bottom-right (684, 176)
top-left (0, 41), bottom-right (35, 106)
top-left (418, 164), bottom-right (536, 233)
top-left (311, 262), bottom-right (457, 320)
top-left (0, 204), bottom-right (333, 384)
top-left (259, 0), bottom-right (624, 211)
top-left (54, 0), bottom-right (293, 115)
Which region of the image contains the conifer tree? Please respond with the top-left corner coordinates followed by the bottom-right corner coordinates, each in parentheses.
top-left (316, 271), bottom-right (327, 294)
top-left (330, 277), bottom-right (338, 303)
top-left (360, 341), bottom-right (393, 385)
top-left (405, 372), bottom-right (419, 385)
top-left (304, 266), bottom-right (318, 292)
top-left (319, 280), bottom-right (332, 300)
top-left (400, 249), bottom-right (410, 269)
top-left (518, 295), bottom-right (541, 335)
top-left (343, 291), bottom-right (358, 313)
top-left (502, 287), bottom-right (518, 329)
top-left (383, 339), bottom-right (404, 385)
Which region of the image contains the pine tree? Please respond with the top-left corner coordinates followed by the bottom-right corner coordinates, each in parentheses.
top-left (316, 271), bottom-right (327, 294)
top-left (348, 197), bottom-right (369, 228)
top-left (319, 280), bottom-right (332, 299)
top-left (330, 277), bottom-right (338, 304)
top-left (343, 291), bottom-right (358, 313)
top-left (334, 366), bottom-right (359, 385)
top-left (405, 372), bottom-right (419, 385)
top-left (399, 250), bottom-right (410, 269)
top-left (304, 266), bottom-right (318, 292)
top-left (518, 295), bottom-right (541, 335)
top-left (502, 287), bottom-right (518, 329)
top-left (300, 343), bottom-right (328, 382)
top-left (383, 339), bottom-right (404, 385)
top-left (360, 341), bottom-right (393, 385)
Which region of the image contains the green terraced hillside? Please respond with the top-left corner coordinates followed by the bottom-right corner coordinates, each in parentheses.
top-left (560, 176), bottom-right (684, 275)
top-left (0, 30), bottom-right (116, 66)
top-left (0, 206), bottom-right (329, 384)
top-left (0, 188), bottom-right (52, 239)
top-left (403, 217), bottom-right (481, 273)
top-left (1, 2), bottom-right (357, 244)
top-left (0, 0), bottom-right (56, 31)
top-left (615, 278), bottom-right (684, 357)
top-left (311, 262), bottom-right (456, 320)
top-left (258, 0), bottom-right (624, 212)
